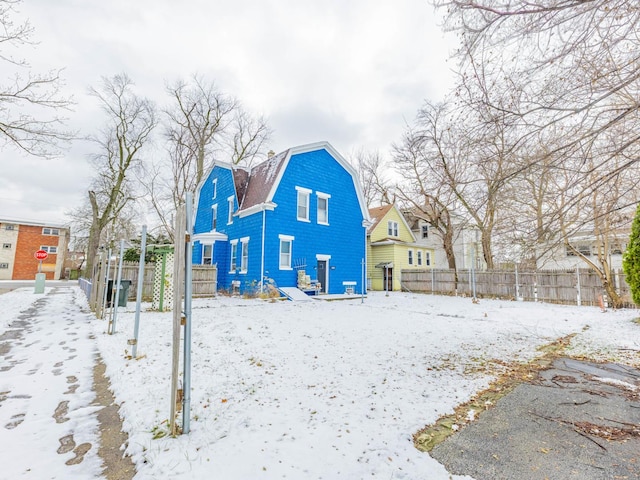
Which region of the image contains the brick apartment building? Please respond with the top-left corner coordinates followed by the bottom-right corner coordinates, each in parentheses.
top-left (0, 218), bottom-right (69, 280)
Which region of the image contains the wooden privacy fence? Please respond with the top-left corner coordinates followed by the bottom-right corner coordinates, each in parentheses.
top-left (401, 268), bottom-right (635, 308)
top-left (98, 262), bottom-right (217, 300)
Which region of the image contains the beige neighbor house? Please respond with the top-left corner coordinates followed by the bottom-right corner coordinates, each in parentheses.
top-left (367, 204), bottom-right (434, 291)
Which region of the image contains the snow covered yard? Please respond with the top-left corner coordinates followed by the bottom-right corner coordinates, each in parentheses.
top-left (91, 290), bottom-right (640, 480)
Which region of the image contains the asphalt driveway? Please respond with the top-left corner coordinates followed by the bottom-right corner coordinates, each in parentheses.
top-left (431, 357), bottom-right (640, 479)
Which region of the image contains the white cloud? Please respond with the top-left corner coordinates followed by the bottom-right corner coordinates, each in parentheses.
top-left (2, 0), bottom-right (458, 223)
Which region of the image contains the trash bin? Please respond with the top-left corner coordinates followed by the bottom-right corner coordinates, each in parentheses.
top-left (106, 280), bottom-right (132, 307)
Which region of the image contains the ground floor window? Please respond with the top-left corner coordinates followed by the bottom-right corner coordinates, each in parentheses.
top-left (279, 234), bottom-right (294, 269)
top-left (202, 244), bottom-right (212, 265)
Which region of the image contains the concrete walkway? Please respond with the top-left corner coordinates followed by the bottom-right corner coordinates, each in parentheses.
top-left (0, 286), bottom-right (134, 479)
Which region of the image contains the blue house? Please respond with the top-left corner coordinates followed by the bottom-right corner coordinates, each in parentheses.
top-left (192, 141), bottom-right (370, 295)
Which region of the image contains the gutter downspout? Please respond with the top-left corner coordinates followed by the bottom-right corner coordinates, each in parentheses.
top-left (260, 206), bottom-right (266, 294)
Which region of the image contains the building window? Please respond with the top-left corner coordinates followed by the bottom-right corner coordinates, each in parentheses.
top-left (240, 237), bottom-right (249, 273)
top-left (41, 246), bottom-right (57, 254)
top-left (2, 243), bottom-right (11, 249)
top-left (202, 244), bottom-right (212, 265)
top-left (227, 196), bottom-right (235, 224)
top-left (230, 240), bottom-right (238, 272)
top-left (296, 186), bottom-right (311, 222)
top-left (387, 221), bottom-right (398, 237)
top-left (417, 250), bottom-right (422, 266)
top-left (211, 205), bottom-right (218, 231)
top-left (279, 234), bottom-right (294, 269)
top-left (42, 227), bottom-right (60, 236)
top-left (4, 224), bottom-right (15, 230)
top-left (426, 252), bottom-right (431, 266)
top-left (408, 249), bottom-right (413, 265)
top-left (212, 178), bottom-right (217, 200)
top-left (317, 192), bottom-right (330, 225)
top-left (0, 263), bottom-right (8, 269)
top-left (421, 224), bottom-right (429, 239)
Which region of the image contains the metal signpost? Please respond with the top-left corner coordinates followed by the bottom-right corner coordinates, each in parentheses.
top-left (34, 250), bottom-right (48, 293)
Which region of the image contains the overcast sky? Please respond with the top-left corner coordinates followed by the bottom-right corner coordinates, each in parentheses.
top-left (0, 0), bottom-right (457, 227)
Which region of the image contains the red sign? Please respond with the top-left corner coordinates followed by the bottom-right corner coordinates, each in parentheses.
top-left (34, 250), bottom-right (48, 261)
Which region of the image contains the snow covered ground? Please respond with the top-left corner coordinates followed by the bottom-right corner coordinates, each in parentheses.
top-left (1, 285), bottom-right (639, 479)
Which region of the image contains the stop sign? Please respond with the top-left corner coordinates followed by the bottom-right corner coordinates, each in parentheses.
top-left (34, 250), bottom-right (48, 261)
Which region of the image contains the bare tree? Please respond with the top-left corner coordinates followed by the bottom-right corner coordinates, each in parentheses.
top-left (349, 147), bottom-right (394, 207)
top-left (0, 0), bottom-right (73, 157)
top-left (83, 73), bottom-right (157, 276)
top-left (393, 125), bottom-right (460, 274)
top-left (146, 75), bottom-right (271, 237)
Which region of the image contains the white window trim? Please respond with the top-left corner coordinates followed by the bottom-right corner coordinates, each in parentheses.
top-left (229, 239), bottom-right (239, 273)
top-left (42, 227), bottom-right (60, 236)
top-left (316, 191), bottom-right (330, 225)
top-left (388, 220), bottom-right (399, 237)
top-left (227, 196), bottom-right (235, 224)
top-left (240, 236), bottom-right (250, 273)
top-left (295, 186), bottom-right (311, 222)
top-left (41, 245), bottom-right (57, 254)
top-left (212, 178), bottom-right (218, 200)
top-left (426, 251), bottom-right (431, 266)
top-left (279, 234), bottom-right (295, 270)
top-left (408, 249), bottom-right (414, 266)
top-left (417, 250), bottom-right (422, 266)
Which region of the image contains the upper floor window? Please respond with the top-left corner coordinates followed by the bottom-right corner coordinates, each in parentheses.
top-left (40, 245), bottom-right (57, 254)
top-left (212, 178), bottom-right (218, 200)
top-left (211, 205), bottom-right (218, 231)
top-left (4, 224), bottom-right (15, 231)
top-left (317, 192), bottom-right (330, 225)
top-left (0, 263), bottom-right (8, 269)
top-left (421, 224), bottom-right (429, 239)
top-left (227, 196), bottom-right (235, 224)
top-left (296, 187), bottom-right (311, 222)
top-left (43, 227), bottom-right (60, 236)
top-left (2, 243), bottom-right (11, 249)
top-left (388, 221), bottom-right (399, 237)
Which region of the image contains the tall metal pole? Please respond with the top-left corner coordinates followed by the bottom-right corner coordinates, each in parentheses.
top-left (182, 193), bottom-right (193, 434)
top-left (111, 239), bottom-right (125, 334)
top-left (132, 226), bottom-right (147, 358)
top-left (101, 248), bottom-right (112, 320)
top-left (170, 203), bottom-right (186, 436)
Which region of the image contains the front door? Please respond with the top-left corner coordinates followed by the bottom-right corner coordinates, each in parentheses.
top-left (383, 267), bottom-right (393, 291)
top-left (317, 260), bottom-right (327, 293)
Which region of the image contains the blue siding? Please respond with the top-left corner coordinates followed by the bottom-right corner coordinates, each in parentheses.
top-left (193, 146), bottom-right (367, 295)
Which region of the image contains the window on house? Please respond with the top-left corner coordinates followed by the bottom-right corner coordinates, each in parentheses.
top-left (41, 246), bottom-right (57, 254)
top-left (2, 243), bottom-right (11, 249)
top-left (417, 250), bottom-right (422, 266)
top-left (227, 197), bottom-right (235, 224)
top-left (0, 263), bottom-right (8, 269)
top-left (611, 243), bottom-right (623, 255)
top-left (212, 205), bottom-right (218, 231)
top-left (230, 241), bottom-right (238, 272)
top-left (387, 221), bottom-right (399, 237)
top-left (296, 187), bottom-right (311, 221)
top-left (426, 252), bottom-right (431, 266)
top-left (408, 250), bottom-right (413, 265)
top-left (578, 245), bottom-right (591, 256)
top-left (279, 235), bottom-right (294, 269)
top-left (240, 237), bottom-right (249, 273)
top-left (421, 225), bottom-right (429, 239)
top-left (202, 244), bottom-right (212, 265)
top-left (317, 192), bottom-right (330, 225)
top-left (212, 178), bottom-right (217, 200)
top-left (42, 228), bottom-right (60, 236)
top-left (5, 224), bottom-right (15, 230)
top-left (566, 246), bottom-right (577, 256)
